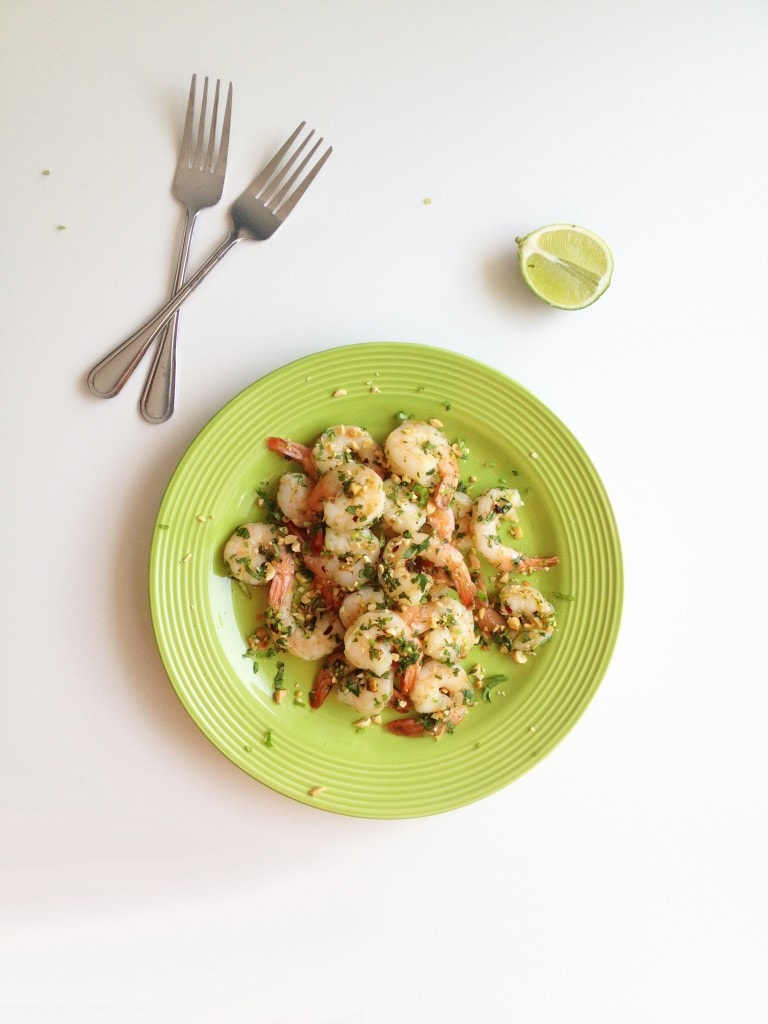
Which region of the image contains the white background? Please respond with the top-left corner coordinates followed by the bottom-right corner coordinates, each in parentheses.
top-left (2, 1), bottom-right (767, 1021)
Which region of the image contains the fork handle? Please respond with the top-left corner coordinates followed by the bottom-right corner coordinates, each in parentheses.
top-left (86, 230), bottom-right (241, 399)
top-left (138, 209), bottom-right (198, 423)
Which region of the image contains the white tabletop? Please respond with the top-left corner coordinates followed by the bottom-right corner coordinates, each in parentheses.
top-left (2, 2), bottom-right (767, 1021)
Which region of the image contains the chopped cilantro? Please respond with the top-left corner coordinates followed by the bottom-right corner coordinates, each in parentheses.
top-left (481, 674), bottom-right (507, 703)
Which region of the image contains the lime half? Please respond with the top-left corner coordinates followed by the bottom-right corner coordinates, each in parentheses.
top-left (516, 224), bottom-right (613, 310)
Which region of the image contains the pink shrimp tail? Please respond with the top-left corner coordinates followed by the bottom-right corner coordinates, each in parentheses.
top-left (517, 554), bottom-right (560, 574)
top-left (310, 653), bottom-right (344, 709)
top-left (433, 456), bottom-right (459, 509)
top-left (475, 600), bottom-right (507, 637)
top-left (400, 658), bottom-right (421, 696)
top-left (266, 436), bottom-right (318, 477)
top-left (267, 548), bottom-right (295, 608)
top-left (448, 556), bottom-right (476, 608)
top-left (427, 505), bottom-right (455, 541)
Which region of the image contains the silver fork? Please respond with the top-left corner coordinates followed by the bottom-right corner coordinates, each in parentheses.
top-left (140, 74), bottom-right (232, 424)
top-left (86, 123), bottom-right (332, 405)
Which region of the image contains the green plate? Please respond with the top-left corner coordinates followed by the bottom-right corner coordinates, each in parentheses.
top-left (149, 342), bottom-right (622, 817)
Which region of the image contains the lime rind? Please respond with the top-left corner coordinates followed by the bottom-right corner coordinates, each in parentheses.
top-left (516, 224), bottom-right (613, 310)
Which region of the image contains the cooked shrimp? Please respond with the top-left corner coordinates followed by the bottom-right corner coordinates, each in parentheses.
top-left (276, 472), bottom-right (313, 527)
top-left (384, 420), bottom-right (459, 508)
top-left (475, 583), bottom-right (556, 654)
top-left (497, 582), bottom-right (556, 651)
top-left (313, 527), bottom-right (381, 592)
top-left (380, 532), bottom-right (476, 608)
top-left (339, 585), bottom-right (388, 629)
top-left (409, 659), bottom-right (472, 725)
top-left (400, 595), bottom-right (476, 663)
top-left (381, 478), bottom-right (429, 536)
top-left (343, 610), bottom-right (420, 681)
top-left (266, 436), bottom-right (318, 477)
top-left (312, 425), bottom-right (386, 475)
top-left (268, 578), bottom-right (343, 661)
top-left (223, 523), bottom-right (294, 606)
top-left (472, 487), bottom-right (559, 574)
top-left (307, 465), bottom-right (386, 531)
top-left (336, 669), bottom-right (394, 715)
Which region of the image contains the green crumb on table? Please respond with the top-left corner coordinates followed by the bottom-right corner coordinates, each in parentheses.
top-left (157, 523), bottom-right (170, 530)
top-left (264, 730), bottom-right (275, 748)
top-left (554, 591), bottom-right (575, 601)
top-left (42, 169), bottom-right (51, 175)
top-left (56, 225), bottom-right (66, 231)
top-left (423, 197), bottom-right (432, 205)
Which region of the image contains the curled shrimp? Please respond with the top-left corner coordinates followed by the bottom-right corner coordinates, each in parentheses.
top-left (475, 582), bottom-right (556, 654)
top-left (379, 532), bottom-right (476, 608)
top-left (267, 576), bottom-right (343, 661)
top-left (399, 595), bottom-right (476, 663)
top-left (312, 425), bottom-right (386, 475)
top-left (276, 472), bottom-right (313, 527)
top-left (498, 582), bottom-right (556, 651)
top-left (336, 668), bottom-right (394, 715)
top-left (381, 478), bottom-right (429, 536)
top-left (311, 527), bottom-right (381, 592)
top-left (307, 464), bottom-right (386, 531)
top-left (339, 585), bottom-right (388, 629)
top-left (472, 488), bottom-right (559, 574)
top-left (223, 523), bottom-right (294, 606)
top-left (343, 609), bottom-right (421, 687)
top-left (310, 652), bottom-right (394, 714)
top-left (386, 659), bottom-right (473, 736)
top-left (384, 420), bottom-right (459, 508)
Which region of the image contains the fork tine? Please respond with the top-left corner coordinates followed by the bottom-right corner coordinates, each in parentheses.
top-left (179, 74), bottom-right (197, 164)
top-left (273, 142), bottom-right (333, 219)
top-left (268, 135), bottom-right (322, 209)
top-left (260, 129), bottom-right (315, 205)
top-left (214, 82), bottom-right (233, 175)
top-left (205, 79), bottom-right (221, 172)
top-left (193, 76), bottom-right (209, 170)
top-left (246, 122), bottom-right (306, 194)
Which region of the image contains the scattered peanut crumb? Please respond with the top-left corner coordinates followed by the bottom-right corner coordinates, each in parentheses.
top-left (529, 451), bottom-right (538, 460)
top-left (332, 388), bottom-right (347, 398)
top-left (354, 717), bottom-right (372, 729)
top-left (273, 688), bottom-right (285, 704)
top-left (369, 386), bottom-right (381, 394)
top-left (195, 514), bottom-right (208, 523)
top-left (512, 650), bottom-right (528, 664)
top-left (428, 418), bottom-right (444, 428)
top-left (180, 552), bottom-right (192, 564)
top-left (308, 786), bottom-right (326, 798)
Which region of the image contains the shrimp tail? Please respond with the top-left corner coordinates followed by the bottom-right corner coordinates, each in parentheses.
top-left (399, 658), bottom-right (421, 696)
top-left (515, 554), bottom-right (560, 574)
top-left (310, 653), bottom-right (343, 709)
top-left (267, 549), bottom-right (295, 608)
top-left (433, 456), bottom-right (459, 509)
top-left (474, 600), bottom-right (508, 637)
top-left (266, 436), bottom-right (318, 478)
top-left (386, 718), bottom-right (426, 738)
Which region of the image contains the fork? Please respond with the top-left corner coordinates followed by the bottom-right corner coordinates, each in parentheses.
top-left (86, 123), bottom-right (332, 404)
top-left (140, 74), bottom-right (232, 424)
